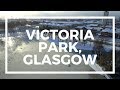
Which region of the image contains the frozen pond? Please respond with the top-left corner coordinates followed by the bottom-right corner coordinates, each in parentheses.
top-left (0, 30), bottom-right (107, 79)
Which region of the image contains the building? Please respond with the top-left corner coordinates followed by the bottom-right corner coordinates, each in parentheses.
top-left (115, 28), bottom-right (120, 39)
top-left (100, 28), bottom-right (112, 37)
top-left (104, 11), bottom-right (109, 16)
top-left (103, 11), bottom-right (109, 28)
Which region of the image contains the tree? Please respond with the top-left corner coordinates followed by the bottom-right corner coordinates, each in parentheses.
top-left (93, 40), bottom-right (105, 61)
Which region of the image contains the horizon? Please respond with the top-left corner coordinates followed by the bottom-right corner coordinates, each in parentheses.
top-left (0, 11), bottom-right (120, 18)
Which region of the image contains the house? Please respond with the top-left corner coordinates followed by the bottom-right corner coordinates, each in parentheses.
top-left (115, 28), bottom-right (120, 39)
top-left (100, 28), bottom-right (112, 37)
top-left (75, 25), bottom-right (98, 35)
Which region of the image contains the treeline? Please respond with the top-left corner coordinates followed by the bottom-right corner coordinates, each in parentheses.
top-left (93, 40), bottom-right (112, 71)
top-left (115, 50), bottom-right (120, 78)
top-left (8, 20), bottom-right (27, 28)
top-left (8, 20), bottom-right (40, 28)
top-left (93, 39), bottom-right (120, 79)
top-left (110, 50), bottom-right (120, 79)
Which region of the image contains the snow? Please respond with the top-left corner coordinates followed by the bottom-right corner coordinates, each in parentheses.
top-left (105, 25), bottom-right (112, 28)
top-left (103, 44), bottom-right (112, 52)
top-left (85, 26), bottom-right (94, 30)
top-left (76, 42), bottom-right (93, 50)
top-left (39, 20), bottom-right (84, 27)
top-left (76, 26), bottom-right (85, 29)
top-left (48, 37), bottom-right (94, 51)
top-left (89, 62), bottom-right (111, 79)
top-left (101, 28), bottom-right (112, 33)
top-left (0, 23), bottom-right (110, 79)
top-left (86, 24), bottom-right (98, 27)
top-left (0, 19), bottom-right (119, 79)
top-left (84, 20), bottom-right (95, 24)
top-left (39, 22), bottom-right (72, 27)
top-left (50, 21), bottom-right (84, 24)
top-left (35, 26), bottom-right (39, 28)
top-left (26, 24), bottom-right (31, 27)
top-left (47, 36), bottom-right (119, 52)
top-left (48, 37), bottom-right (60, 46)
top-left (115, 28), bottom-right (120, 34)
top-left (84, 20), bottom-right (101, 24)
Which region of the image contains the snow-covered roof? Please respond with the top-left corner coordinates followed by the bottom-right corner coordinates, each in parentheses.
top-left (40, 20), bottom-right (84, 26)
top-left (115, 28), bottom-right (120, 34)
top-left (75, 26), bottom-right (85, 29)
top-left (85, 26), bottom-right (98, 31)
top-left (35, 26), bottom-right (39, 28)
top-left (86, 26), bottom-right (94, 30)
top-left (105, 25), bottom-right (112, 28)
top-left (86, 24), bottom-right (98, 27)
top-left (84, 20), bottom-right (95, 24)
top-left (48, 37), bottom-right (93, 51)
top-left (76, 26), bottom-right (99, 31)
top-left (39, 22), bottom-right (72, 27)
top-left (101, 28), bottom-right (112, 33)
top-left (92, 27), bottom-right (103, 30)
top-left (26, 24), bottom-right (31, 27)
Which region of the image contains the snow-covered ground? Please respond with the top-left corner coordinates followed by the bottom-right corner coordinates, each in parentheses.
top-left (0, 19), bottom-right (119, 79)
top-left (48, 37), bottom-right (94, 51)
top-left (0, 37), bottom-right (106, 79)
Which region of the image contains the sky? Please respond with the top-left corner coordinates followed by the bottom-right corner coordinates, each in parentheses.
top-left (0, 11), bottom-right (120, 18)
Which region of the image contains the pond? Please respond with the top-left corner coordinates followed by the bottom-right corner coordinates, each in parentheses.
top-left (0, 29), bottom-right (107, 79)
